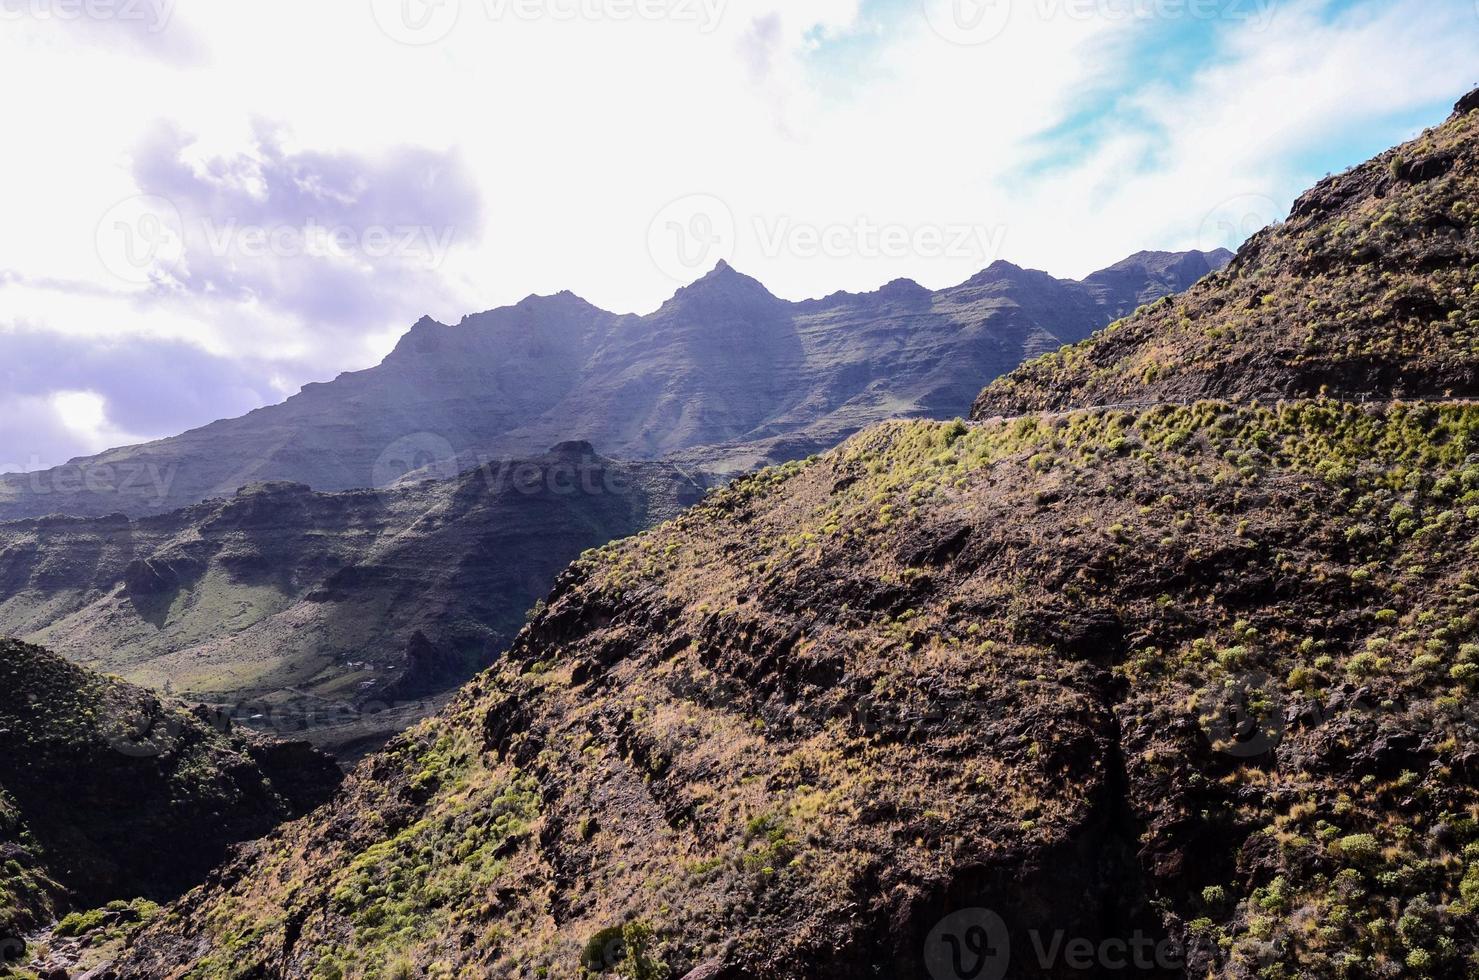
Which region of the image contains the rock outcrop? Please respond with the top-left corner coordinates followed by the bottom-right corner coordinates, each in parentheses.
top-left (0, 639), bottom-right (341, 942)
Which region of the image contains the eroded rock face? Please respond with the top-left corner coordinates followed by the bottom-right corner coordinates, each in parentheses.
top-left (0, 448), bottom-right (708, 756)
top-left (0, 251), bottom-right (1228, 521)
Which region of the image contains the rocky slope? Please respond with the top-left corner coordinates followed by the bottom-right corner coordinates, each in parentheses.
top-left (104, 94), bottom-right (1479, 980)
top-left (0, 251), bottom-right (1227, 521)
top-left (111, 403), bottom-right (1479, 980)
top-left (0, 639), bottom-right (340, 947)
top-left (0, 445), bottom-right (707, 757)
top-left (973, 98), bottom-right (1479, 417)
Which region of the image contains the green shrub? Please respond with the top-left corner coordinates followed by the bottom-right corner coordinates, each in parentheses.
top-left (384, 957), bottom-right (416, 980)
top-left (1336, 834), bottom-right (1382, 864)
top-left (53, 907), bottom-right (108, 938)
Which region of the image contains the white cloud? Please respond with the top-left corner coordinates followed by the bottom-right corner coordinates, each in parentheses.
top-left (0, 0), bottom-right (1474, 464)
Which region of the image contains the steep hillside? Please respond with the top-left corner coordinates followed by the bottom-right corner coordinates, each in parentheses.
top-left (113, 404), bottom-right (1479, 980)
top-left (0, 251), bottom-right (1227, 521)
top-left (0, 445), bottom-right (706, 757)
top-left (974, 97), bottom-right (1479, 417)
top-left (0, 639), bottom-right (340, 944)
top-left (102, 92), bottom-right (1479, 980)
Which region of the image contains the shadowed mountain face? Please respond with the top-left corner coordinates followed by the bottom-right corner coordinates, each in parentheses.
top-left (0, 251), bottom-right (1227, 522)
top-left (0, 639), bottom-right (341, 940)
top-left (0, 446), bottom-right (706, 757)
top-left (107, 96), bottom-right (1479, 980)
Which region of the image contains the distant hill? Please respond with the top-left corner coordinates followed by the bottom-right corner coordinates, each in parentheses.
top-left (0, 250), bottom-right (1228, 521)
top-left (0, 444), bottom-right (706, 757)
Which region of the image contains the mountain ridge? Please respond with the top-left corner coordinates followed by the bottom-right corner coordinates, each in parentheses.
top-left (0, 249), bottom-right (1229, 522)
top-left (0, 638), bottom-right (341, 946)
top-left (973, 98), bottom-right (1478, 418)
top-left (0, 445), bottom-right (708, 757)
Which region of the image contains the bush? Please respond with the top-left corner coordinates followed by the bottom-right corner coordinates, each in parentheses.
top-left (53, 907), bottom-right (108, 938)
top-left (385, 958), bottom-right (416, 980)
top-left (1336, 834), bottom-right (1382, 864)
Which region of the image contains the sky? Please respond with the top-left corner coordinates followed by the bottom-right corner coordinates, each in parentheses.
top-left (0, 0), bottom-right (1475, 469)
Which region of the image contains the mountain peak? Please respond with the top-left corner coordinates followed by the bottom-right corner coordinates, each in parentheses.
top-left (547, 439), bottom-right (597, 458)
top-left (952, 260), bottom-right (1035, 290)
top-left (661, 259), bottom-right (779, 310)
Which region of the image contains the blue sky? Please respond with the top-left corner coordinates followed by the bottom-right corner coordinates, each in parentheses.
top-left (0, 0), bottom-right (1475, 467)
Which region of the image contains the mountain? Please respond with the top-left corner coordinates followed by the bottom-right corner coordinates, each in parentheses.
top-left (0, 445), bottom-right (707, 758)
top-left (0, 251), bottom-right (1228, 522)
top-left (0, 639), bottom-right (340, 949)
top-left (105, 96), bottom-right (1479, 979)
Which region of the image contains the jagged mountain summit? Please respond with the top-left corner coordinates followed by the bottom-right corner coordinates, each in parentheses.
top-left (0, 444), bottom-right (706, 757)
top-left (105, 94), bottom-right (1479, 979)
top-left (0, 250), bottom-right (1228, 522)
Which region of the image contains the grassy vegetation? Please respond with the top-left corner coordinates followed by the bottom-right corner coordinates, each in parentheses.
top-left (116, 398), bottom-right (1479, 978)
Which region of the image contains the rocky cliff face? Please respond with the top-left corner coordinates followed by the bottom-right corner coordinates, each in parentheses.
top-left (0, 446), bottom-right (707, 756)
top-left (0, 251), bottom-right (1228, 521)
top-left (0, 639), bottom-right (341, 943)
top-left (105, 95), bottom-right (1479, 980)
